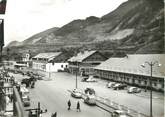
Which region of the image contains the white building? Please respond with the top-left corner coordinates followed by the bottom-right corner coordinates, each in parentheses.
top-left (22, 53), bottom-right (31, 67)
top-left (32, 52), bottom-right (68, 72)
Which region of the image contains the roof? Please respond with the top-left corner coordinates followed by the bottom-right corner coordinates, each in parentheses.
top-left (68, 50), bottom-right (96, 62)
top-left (95, 54), bottom-right (165, 78)
top-left (32, 52), bottom-right (61, 60)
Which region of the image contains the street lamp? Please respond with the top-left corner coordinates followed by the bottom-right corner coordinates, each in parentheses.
top-left (141, 61), bottom-right (161, 117)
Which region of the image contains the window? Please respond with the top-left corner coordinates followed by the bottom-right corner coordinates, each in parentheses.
top-left (61, 65), bottom-right (63, 68)
top-left (145, 81), bottom-right (147, 85)
top-left (138, 80), bottom-right (141, 84)
top-left (154, 83), bottom-right (157, 86)
top-left (65, 65), bottom-right (68, 68)
top-left (162, 84), bottom-right (164, 88)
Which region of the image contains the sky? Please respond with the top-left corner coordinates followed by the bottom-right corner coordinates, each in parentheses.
top-left (0, 0), bottom-right (127, 45)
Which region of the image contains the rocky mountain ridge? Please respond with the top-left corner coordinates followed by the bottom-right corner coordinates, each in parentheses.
top-left (6, 0), bottom-right (164, 54)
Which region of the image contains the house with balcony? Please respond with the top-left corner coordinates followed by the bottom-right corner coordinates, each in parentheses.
top-left (32, 52), bottom-right (68, 72)
top-left (94, 54), bottom-right (165, 91)
top-left (68, 50), bottom-right (108, 76)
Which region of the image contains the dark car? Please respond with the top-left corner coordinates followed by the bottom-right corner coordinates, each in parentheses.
top-left (36, 75), bottom-right (43, 80)
top-left (84, 88), bottom-right (95, 95)
top-left (21, 78), bottom-right (31, 88)
top-left (113, 83), bottom-right (127, 90)
top-left (81, 77), bottom-right (88, 82)
top-left (22, 95), bottom-right (30, 107)
top-left (84, 95), bottom-right (96, 106)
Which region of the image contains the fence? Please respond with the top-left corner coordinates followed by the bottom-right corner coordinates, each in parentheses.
top-left (96, 96), bottom-right (149, 117)
top-left (13, 86), bottom-right (28, 117)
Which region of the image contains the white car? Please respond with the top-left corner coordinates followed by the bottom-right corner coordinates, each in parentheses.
top-left (86, 76), bottom-right (97, 82)
top-left (127, 87), bottom-right (141, 93)
top-left (20, 86), bottom-right (29, 94)
top-left (107, 82), bottom-right (116, 88)
top-left (71, 89), bottom-right (82, 98)
top-left (112, 110), bottom-right (127, 117)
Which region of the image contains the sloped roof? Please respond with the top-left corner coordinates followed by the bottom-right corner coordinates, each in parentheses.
top-left (95, 54), bottom-right (165, 78)
top-left (33, 52), bottom-right (61, 60)
top-left (68, 50), bottom-right (96, 62)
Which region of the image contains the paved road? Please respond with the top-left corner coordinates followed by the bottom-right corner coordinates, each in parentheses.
top-left (10, 72), bottom-right (164, 117)
top-left (27, 73), bottom-right (111, 117)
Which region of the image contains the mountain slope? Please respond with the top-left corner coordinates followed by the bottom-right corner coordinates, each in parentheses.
top-left (22, 27), bottom-right (59, 45)
top-left (7, 0), bottom-right (164, 54)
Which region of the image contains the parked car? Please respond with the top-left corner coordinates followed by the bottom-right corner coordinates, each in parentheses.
top-left (71, 88), bottom-right (82, 98)
top-left (113, 83), bottom-right (127, 90)
top-left (86, 78), bottom-right (97, 82)
top-left (81, 77), bottom-right (88, 82)
top-left (112, 110), bottom-right (127, 117)
top-left (84, 95), bottom-right (96, 106)
top-left (36, 75), bottom-right (43, 80)
top-left (22, 95), bottom-right (30, 107)
top-left (107, 82), bottom-right (116, 88)
top-left (84, 88), bottom-right (95, 95)
top-left (20, 86), bottom-right (29, 95)
top-left (127, 87), bottom-right (141, 93)
top-left (81, 76), bottom-right (97, 82)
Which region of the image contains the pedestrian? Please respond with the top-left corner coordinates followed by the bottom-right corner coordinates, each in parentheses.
top-left (28, 110), bottom-right (32, 117)
top-left (67, 100), bottom-right (71, 110)
top-left (51, 112), bottom-right (57, 117)
top-left (53, 112), bottom-right (57, 117)
top-left (76, 101), bottom-right (81, 112)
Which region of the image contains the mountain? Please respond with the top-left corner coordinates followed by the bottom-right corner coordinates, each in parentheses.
top-left (7, 41), bottom-right (22, 47)
top-left (22, 27), bottom-right (59, 45)
top-left (6, 0), bottom-right (164, 54)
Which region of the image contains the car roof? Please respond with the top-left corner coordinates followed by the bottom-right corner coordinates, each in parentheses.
top-left (114, 110), bottom-right (126, 114)
top-left (129, 87), bottom-right (137, 89)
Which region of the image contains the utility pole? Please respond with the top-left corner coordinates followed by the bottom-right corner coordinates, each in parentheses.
top-left (37, 102), bottom-right (41, 117)
top-left (75, 61), bottom-right (79, 89)
top-left (141, 61), bottom-right (161, 117)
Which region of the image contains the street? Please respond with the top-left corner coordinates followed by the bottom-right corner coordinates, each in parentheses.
top-left (10, 72), bottom-right (164, 117)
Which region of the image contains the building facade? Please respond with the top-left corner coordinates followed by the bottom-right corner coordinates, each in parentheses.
top-left (94, 54), bottom-right (165, 92)
top-left (22, 53), bottom-right (31, 67)
top-left (68, 50), bottom-right (107, 76)
top-left (32, 52), bottom-right (68, 72)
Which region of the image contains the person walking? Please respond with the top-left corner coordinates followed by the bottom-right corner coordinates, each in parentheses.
top-left (54, 112), bottom-right (57, 117)
top-left (76, 101), bottom-right (81, 112)
top-left (51, 112), bottom-right (57, 117)
top-left (67, 100), bottom-right (71, 110)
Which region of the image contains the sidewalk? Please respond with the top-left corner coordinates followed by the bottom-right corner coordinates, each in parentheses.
top-left (4, 96), bottom-right (13, 117)
top-left (134, 90), bottom-right (164, 99)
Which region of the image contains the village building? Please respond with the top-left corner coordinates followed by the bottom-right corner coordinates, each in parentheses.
top-left (68, 50), bottom-right (108, 76)
top-left (12, 52), bottom-right (32, 69)
top-left (32, 52), bottom-right (68, 72)
top-left (21, 52), bottom-right (31, 67)
top-left (94, 54), bottom-right (165, 91)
